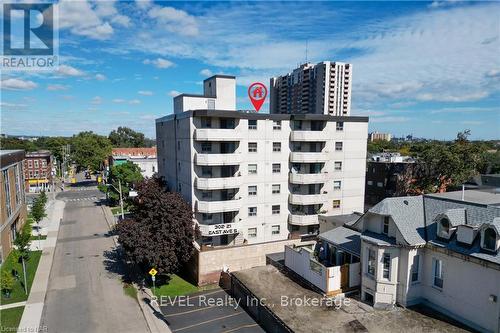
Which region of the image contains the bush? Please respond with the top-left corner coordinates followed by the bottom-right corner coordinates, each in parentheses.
top-left (1, 270), bottom-right (14, 297)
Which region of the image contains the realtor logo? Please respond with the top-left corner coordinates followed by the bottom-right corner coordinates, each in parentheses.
top-left (2, 3), bottom-right (58, 71)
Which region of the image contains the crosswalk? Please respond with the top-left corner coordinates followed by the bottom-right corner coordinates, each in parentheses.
top-left (64, 186), bottom-right (98, 192)
top-left (62, 197), bottom-right (103, 202)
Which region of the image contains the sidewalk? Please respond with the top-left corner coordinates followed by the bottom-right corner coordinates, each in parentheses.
top-left (0, 301), bottom-right (26, 310)
top-left (17, 199), bottom-right (65, 332)
top-left (29, 199), bottom-right (56, 252)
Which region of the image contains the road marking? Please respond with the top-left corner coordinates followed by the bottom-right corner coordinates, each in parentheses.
top-left (172, 312), bottom-right (245, 332)
top-left (164, 305), bottom-right (216, 317)
top-left (221, 323), bottom-right (261, 333)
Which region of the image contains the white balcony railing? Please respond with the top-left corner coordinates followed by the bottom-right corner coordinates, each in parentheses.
top-left (194, 128), bottom-right (242, 141)
top-left (288, 214), bottom-right (319, 226)
top-left (195, 153), bottom-right (242, 166)
top-left (195, 177), bottom-right (242, 190)
top-left (196, 198), bottom-right (242, 213)
top-left (289, 173), bottom-right (328, 184)
top-left (290, 131), bottom-right (328, 142)
top-left (289, 193), bottom-right (328, 205)
top-left (290, 152), bottom-right (329, 163)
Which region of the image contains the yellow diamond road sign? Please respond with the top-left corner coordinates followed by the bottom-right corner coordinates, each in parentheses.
top-left (149, 268), bottom-right (157, 276)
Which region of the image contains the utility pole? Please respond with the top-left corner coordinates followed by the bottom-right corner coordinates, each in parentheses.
top-left (118, 179), bottom-right (124, 220)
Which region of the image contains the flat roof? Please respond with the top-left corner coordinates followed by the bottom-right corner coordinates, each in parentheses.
top-left (156, 109), bottom-right (369, 123)
top-left (0, 149), bottom-right (25, 168)
top-left (318, 226), bottom-right (361, 256)
top-left (426, 190), bottom-right (500, 206)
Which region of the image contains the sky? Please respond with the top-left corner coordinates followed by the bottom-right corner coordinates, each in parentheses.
top-left (1, 0), bottom-right (499, 140)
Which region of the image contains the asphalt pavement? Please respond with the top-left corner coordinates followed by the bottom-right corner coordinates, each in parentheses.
top-left (39, 186), bottom-right (149, 333)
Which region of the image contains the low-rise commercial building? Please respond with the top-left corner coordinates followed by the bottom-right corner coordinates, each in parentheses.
top-left (0, 150), bottom-right (27, 265)
top-left (24, 150), bottom-right (54, 192)
top-left (110, 147), bottom-right (157, 178)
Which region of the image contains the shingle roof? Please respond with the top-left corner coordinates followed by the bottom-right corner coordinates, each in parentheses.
top-left (433, 208), bottom-right (467, 227)
top-left (319, 227), bottom-right (361, 256)
top-left (367, 196), bottom-right (426, 245)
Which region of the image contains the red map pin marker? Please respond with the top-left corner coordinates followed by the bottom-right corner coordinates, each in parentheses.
top-left (248, 82), bottom-right (267, 112)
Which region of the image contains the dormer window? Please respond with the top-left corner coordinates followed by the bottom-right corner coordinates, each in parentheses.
top-left (437, 218), bottom-right (451, 239)
top-left (482, 227), bottom-right (498, 252)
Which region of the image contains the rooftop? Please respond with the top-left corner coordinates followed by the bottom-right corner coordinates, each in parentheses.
top-left (426, 190), bottom-right (500, 206)
top-left (318, 226), bottom-right (361, 256)
top-left (111, 147), bottom-right (157, 157)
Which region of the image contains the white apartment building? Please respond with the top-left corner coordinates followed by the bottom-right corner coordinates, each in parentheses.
top-left (369, 131), bottom-right (392, 142)
top-left (156, 75), bottom-right (368, 247)
top-left (270, 61), bottom-right (352, 116)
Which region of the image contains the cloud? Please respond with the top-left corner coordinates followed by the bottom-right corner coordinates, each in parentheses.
top-left (143, 58), bottom-right (174, 69)
top-left (168, 90), bottom-right (181, 97)
top-left (95, 73), bottom-right (106, 81)
top-left (428, 1), bottom-right (463, 9)
top-left (113, 99), bottom-right (126, 103)
top-left (416, 91), bottom-right (488, 102)
top-left (47, 84), bottom-right (69, 91)
top-left (0, 102), bottom-right (28, 110)
top-left (371, 116), bottom-right (411, 123)
top-left (486, 69), bottom-right (500, 79)
top-left (138, 90), bottom-right (153, 96)
top-left (200, 69), bottom-right (213, 77)
top-left (57, 64), bottom-right (85, 76)
top-left (129, 99), bottom-right (141, 104)
top-left (91, 96), bottom-right (102, 105)
top-left (147, 6), bottom-right (199, 37)
top-left (1, 78), bottom-right (38, 90)
top-left (57, 0), bottom-right (114, 40)
top-left (430, 106), bottom-right (498, 114)
top-left (460, 120), bottom-right (483, 125)
top-left (139, 114), bottom-right (158, 120)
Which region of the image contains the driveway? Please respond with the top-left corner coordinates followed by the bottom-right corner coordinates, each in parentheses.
top-left (159, 288), bottom-right (264, 333)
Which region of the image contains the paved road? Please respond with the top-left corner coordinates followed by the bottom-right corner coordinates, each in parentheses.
top-left (40, 188), bottom-right (149, 333)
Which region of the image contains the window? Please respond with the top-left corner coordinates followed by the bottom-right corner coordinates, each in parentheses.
top-left (334, 161), bottom-right (342, 171)
top-left (248, 119), bottom-right (257, 130)
top-left (367, 180), bottom-right (373, 186)
top-left (248, 142), bottom-right (257, 153)
top-left (248, 164), bottom-right (257, 175)
top-left (3, 170), bottom-right (11, 217)
top-left (271, 225), bottom-right (280, 235)
top-left (273, 120), bottom-right (281, 130)
top-left (207, 99), bottom-right (215, 110)
top-left (42, 160), bottom-right (47, 167)
top-left (177, 141), bottom-right (181, 151)
top-left (411, 255), bottom-right (420, 282)
top-left (336, 122), bottom-right (344, 131)
top-left (201, 191), bottom-right (212, 199)
top-left (162, 140), bottom-right (165, 148)
top-left (367, 248), bottom-right (375, 276)
top-left (152, 166), bottom-right (155, 173)
top-left (29, 171), bottom-right (33, 178)
top-left (272, 163), bottom-right (281, 174)
top-left (335, 142), bottom-right (343, 151)
top-left (483, 228), bottom-right (497, 251)
top-left (433, 258), bottom-right (443, 288)
top-left (383, 216), bottom-right (389, 235)
top-left (201, 117), bottom-right (212, 128)
top-left (273, 142), bottom-right (281, 152)
top-left (377, 182), bottom-right (383, 188)
top-left (28, 160), bottom-right (33, 168)
top-left (248, 228), bottom-right (257, 238)
top-left (272, 205), bottom-right (280, 215)
top-left (332, 200), bottom-right (341, 208)
top-left (248, 185), bottom-right (257, 196)
top-left (34, 160), bottom-right (39, 168)
top-left (202, 213), bottom-right (213, 221)
top-left (201, 142), bottom-right (212, 152)
top-left (272, 184), bottom-right (281, 194)
top-left (333, 181), bottom-right (341, 190)
top-left (382, 253), bottom-right (391, 279)
top-left (293, 120), bottom-right (302, 130)
top-left (248, 207), bottom-right (257, 217)
top-left (201, 167), bottom-right (212, 177)
top-left (34, 170), bottom-right (39, 177)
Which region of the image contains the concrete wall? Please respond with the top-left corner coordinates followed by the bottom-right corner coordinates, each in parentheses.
top-left (284, 245), bottom-right (328, 292)
top-left (196, 238), bottom-right (313, 286)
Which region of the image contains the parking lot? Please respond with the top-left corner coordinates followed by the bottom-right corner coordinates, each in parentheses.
top-left (159, 288), bottom-right (265, 333)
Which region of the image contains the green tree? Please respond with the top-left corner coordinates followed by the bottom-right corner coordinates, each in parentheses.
top-left (109, 127), bottom-right (147, 148)
top-left (104, 161), bottom-right (143, 204)
top-left (1, 270), bottom-right (14, 297)
top-left (71, 131), bottom-right (112, 171)
top-left (37, 137), bottom-right (69, 163)
top-left (0, 137), bottom-right (37, 151)
top-left (31, 196), bottom-right (47, 226)
top-left (116, 177), bottom-right (199, 276)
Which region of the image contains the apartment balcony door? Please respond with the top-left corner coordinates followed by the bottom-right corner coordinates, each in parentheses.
top-left (340, 264), bottom-right (349, 289)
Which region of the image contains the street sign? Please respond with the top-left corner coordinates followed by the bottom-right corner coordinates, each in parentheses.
top-left (149, 268), bottom-right (157, 276)
top-left (151, 276), bottom-right (155, 282)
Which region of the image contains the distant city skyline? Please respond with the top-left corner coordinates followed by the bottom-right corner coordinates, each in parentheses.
top-left (1, 1), bottom-right (499, 139)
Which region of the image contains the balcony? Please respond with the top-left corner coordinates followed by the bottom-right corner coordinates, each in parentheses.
top-left (289, 193), bottom-right (327, 205)
top-left (195, 153), bottom-right (242, 166)
top-left (198, 222), bottom-right (240, 237)
top-left (194, 129), bottom-right (241, 141)
top-left (289, 173), bottom-right (328, 184)
top-left (195, 177), bottom-right (242, 190)
top-left (288, 214), bottom-right (319, 226)
top-left (290, 131), bottom-right (327, 142)
top-left (196, 198), bottom-right (242, 213)
top-left (290, 152), bottom-right (329, 163)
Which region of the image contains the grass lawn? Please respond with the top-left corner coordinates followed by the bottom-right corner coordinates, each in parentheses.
top-left (29, 235), bottom-right (47, 241)
top-left (110, 207), bottom-right (129, 215)
top-left (0, 306), bottom-right (24, 331)
top-left (1, 251), bottom-right (42, 305)
top-left (153, 274), bottom-right (199, 298)
top-left (123, 283), bottom-right (137, 300)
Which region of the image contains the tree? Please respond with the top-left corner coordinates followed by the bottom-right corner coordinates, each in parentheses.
top-left (1, 270), bottom-right (14, 297)
top-left (105, 161), bottom-right (143, 204)
top-left (109, 127), bottom-right (147, 148)
top-left (71, 131), bottom-right (112, 171)
top-left (37, 136), bottom-right (69, 163)
top-left (31, 196), bottom-right (47, 226)
top-left (116, 177), bottom-right (199, 276)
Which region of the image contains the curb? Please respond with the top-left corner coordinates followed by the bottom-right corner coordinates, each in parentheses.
top-left (101, 205), bottom-right (118, 247)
